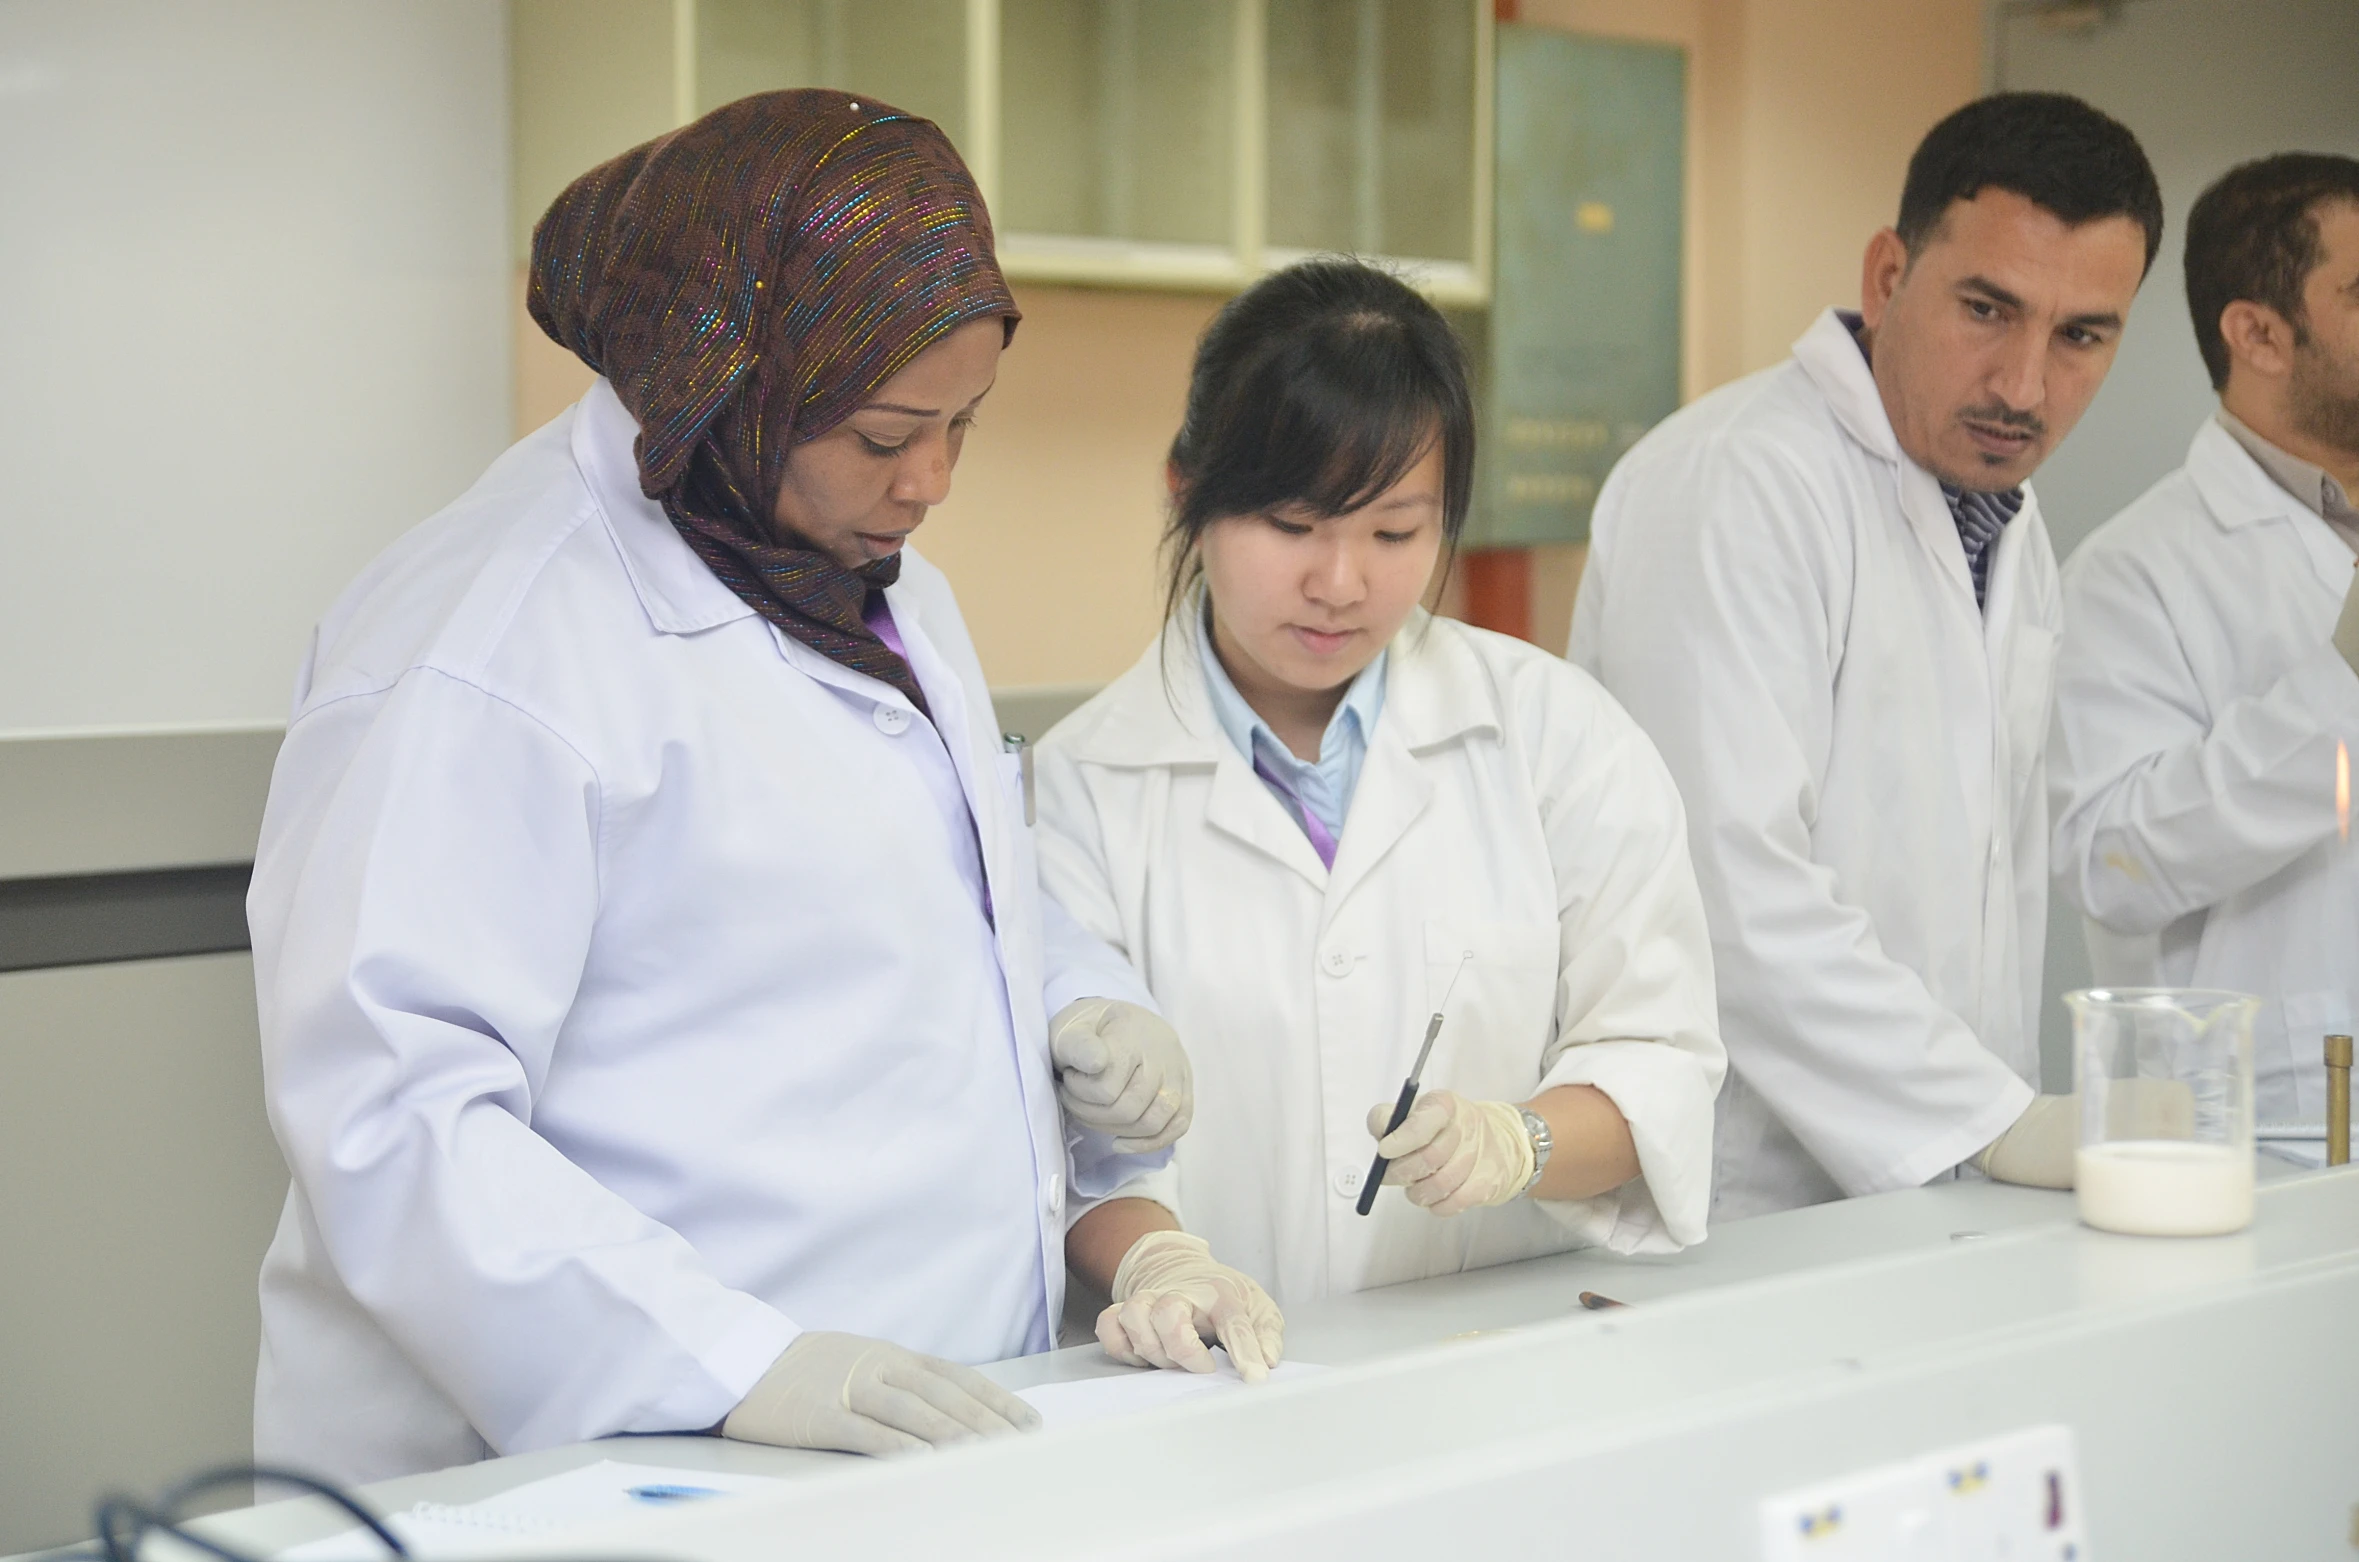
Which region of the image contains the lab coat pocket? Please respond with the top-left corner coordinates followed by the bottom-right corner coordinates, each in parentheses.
top-left (1423, 919), bottom-right (1562, 1098)
top-left (2003, 623), bottom-right (2060, 783)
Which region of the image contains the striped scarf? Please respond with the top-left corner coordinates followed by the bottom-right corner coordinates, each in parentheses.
top-left (528, 90), bottom-right (1019, 713)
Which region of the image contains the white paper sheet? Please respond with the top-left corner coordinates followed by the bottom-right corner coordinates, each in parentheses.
top-left (1017, 1353), bottom-right (1326, 1430)
top-left (275, 1460), bottom-right (784, 1560)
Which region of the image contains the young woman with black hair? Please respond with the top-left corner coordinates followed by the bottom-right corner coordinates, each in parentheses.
top-left (1035, 259), bottom-right (1726, 1327)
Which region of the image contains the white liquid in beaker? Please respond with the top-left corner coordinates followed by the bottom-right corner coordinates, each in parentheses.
top-left (2075, 1140), bottom-right (2254, 1236)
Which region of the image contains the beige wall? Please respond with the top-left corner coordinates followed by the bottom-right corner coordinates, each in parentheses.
top-left (903, 287), bottom-right (1220, 688)
top-left (1725, 0), bottom-right (1987, 373)
top-left (515, 0), bottom-right (1986, 687)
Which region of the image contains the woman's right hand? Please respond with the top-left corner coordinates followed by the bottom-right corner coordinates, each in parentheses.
top-left (721, 1331), bottom-right (1040, 1456)
top-left (1368, 1090), bottom-right (1536, 1213)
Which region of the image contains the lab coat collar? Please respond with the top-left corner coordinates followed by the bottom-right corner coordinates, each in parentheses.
top-left (1793, 308), bottom-right (1903, 467)
top-left (1166, 608), bottom-right (1332, 887)
top-left (1065, 609), bottom-right (1230, 769)
top-left (1792, 308), bottom-right (1983, 614)
top-left (2186, 416), bottom-right (2353, 594)
top-left (1301, 613), bottom-right (1500, 903)
top-left (1383, 610), bottom-right (1503, 752)
top-left (574, 382), bottom-right (936, 718)
top-left (1068, 604), bottom-right (1498, 769)
top-left (1065, 604), bottom-right (1499, 893)
top-left (573, 381), bottom-right (957, 698)
top-left (573, 379), bottom-right (760, 637)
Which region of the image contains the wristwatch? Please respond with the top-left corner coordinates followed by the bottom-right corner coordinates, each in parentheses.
top-left (1518, 1107), bottom-right (1553, 1197)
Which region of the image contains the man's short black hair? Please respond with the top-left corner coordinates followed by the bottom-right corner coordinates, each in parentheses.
top-left (1896, 92), bottom-right (2162, 273)
top-left (2184, 153), bottom-right (2359, 391)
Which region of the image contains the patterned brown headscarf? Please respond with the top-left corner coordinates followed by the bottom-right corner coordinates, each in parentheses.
top-left (529, 90), bottom-right (1018, 713)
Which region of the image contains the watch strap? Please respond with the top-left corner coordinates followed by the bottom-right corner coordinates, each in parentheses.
top-left (1518, 1107), bottom-right (1553, 1196)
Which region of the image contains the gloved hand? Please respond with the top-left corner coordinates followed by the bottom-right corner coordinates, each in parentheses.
top-left (1975, 1093), bottom-right (2078, 1188)
top-left (1977, 1082), bottom-right (2197, 1189)
top-left (1096, 1229), bottom-right (1285, 1382)
top-left (1366, 1090), bottom-right (1535, 1215)
top-left (1050, 997), bottom-right (1193, 1153)
top-left (2334, 561), bottom-right (2359, 676)
top-left (721, 1331), bottom-right (1039, 1457)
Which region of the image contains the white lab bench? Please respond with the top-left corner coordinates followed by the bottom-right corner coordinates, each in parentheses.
top-left (112, 1163), bottom-right (2359, 1562)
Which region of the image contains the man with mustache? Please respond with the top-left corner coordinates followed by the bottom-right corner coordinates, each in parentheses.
top-left (1570, 94), bottom-right (2161, 1217)
top-left (2052, 154), bottom-right (2359, 1141)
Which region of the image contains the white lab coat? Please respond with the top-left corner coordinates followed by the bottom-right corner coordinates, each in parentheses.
top-left (1569, 308), bottom-right (2055, 1220)
top-left (1033, 608), bottom-right (1725, 1309)
top-left (248, 380), bottom-right (1160, 1484)
top-left (2051, 417), bottom-right (2359, 1127)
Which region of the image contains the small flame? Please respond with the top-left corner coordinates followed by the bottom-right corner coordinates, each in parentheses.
top-left (2339, 741), bottom-right (2350, 844)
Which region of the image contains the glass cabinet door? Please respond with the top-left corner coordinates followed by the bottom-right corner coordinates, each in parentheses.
top-left (511, 0), bottom-right (1486, 299)
top-left (998, 0), bottom-right (1239, 253)
top-left (695, 0), bottom-right (970, 148)
top-left (1265, 0), bottom-right (1476, 267)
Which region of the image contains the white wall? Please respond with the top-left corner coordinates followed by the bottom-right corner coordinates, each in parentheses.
top-left (0, 0), bottom-right (512, 737)
top-left (0, 4), bottom-right (511, 1544)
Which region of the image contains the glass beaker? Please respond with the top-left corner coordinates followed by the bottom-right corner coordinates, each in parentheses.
top-left (2067, 988), bottom-right (2257, 1236)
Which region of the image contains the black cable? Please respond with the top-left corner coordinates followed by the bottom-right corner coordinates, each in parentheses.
top-left (92, 1465), bottom-right (406, 1562)
top-left (87, 1461), bottom-right (664, 1562)
top-left (97, 1495), bottom-right (264, 1562)
top-left (182, 1468), bottom-right (409, 1556)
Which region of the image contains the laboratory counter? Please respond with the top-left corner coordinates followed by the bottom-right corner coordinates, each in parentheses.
top-left (62, 1163), bottom-right (2359, 1560)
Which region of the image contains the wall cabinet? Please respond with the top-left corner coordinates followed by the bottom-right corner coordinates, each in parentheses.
top-left (512, 0), bottom-right (1491, 302)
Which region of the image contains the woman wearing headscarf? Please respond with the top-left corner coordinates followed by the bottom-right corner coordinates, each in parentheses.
top-left (248, 91), bottom-right (1279, 1485)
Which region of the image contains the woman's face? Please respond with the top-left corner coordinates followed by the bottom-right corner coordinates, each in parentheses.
top-left (771, 317), bottom-right (1005, 570)
top-left (1198, 442), bottom-right (1446, 699)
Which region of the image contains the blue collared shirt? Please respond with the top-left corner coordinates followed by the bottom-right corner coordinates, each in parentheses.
top-left (1197, 613), bottom-right (1388, 843)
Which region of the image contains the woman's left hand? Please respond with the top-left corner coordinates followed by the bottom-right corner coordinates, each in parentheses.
top-left (1096, 1230), bottom-right (1285, 1382)
top-left (1367, 1091), bottom-right (1535, 1214)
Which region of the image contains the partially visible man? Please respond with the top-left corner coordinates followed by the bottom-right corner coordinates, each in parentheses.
top-left (2052, 154), bottom-right (2359, 1133)
top-left (1571, 93), bottom-right (2161, 1218)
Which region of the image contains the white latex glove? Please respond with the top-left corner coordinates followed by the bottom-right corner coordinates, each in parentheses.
top-left (1096, 1229), bottom-right (1285, 1383)
top-left (2335, 560), bottom-right (2359, 676)
top-left (1049, 997), bottom-right (1193, 1152)
top-left (1977, 1083), bottom-right (2197, 1190)
top-left (1366, 1090), bottom-right (1535, 1215)
top-left (721, 1331), bottom-right (1039, 1457)
top-left (1975, 1093), bottom-right (2078, 1189)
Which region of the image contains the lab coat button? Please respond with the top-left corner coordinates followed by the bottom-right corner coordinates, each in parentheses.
top-left (1043, 1173), bottom-right (1064, 1214)
top-left (1321, 948), bottom-right (1353, 976)
top-left (874, 704), bottom-right (913, 736)
top-left (1332, 1164), bottom-right (1363, 1197)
